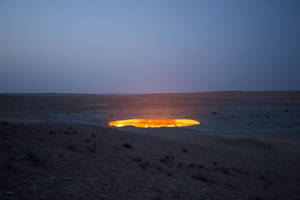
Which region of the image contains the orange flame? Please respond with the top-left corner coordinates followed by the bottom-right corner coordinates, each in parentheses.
top-left (108, 119), bottom-right (200, 128)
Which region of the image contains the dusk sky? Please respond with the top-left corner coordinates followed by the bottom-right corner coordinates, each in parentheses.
top-left (0, 0), bottom-right (299, 93)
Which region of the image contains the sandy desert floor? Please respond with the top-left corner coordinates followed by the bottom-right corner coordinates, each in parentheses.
top-left (1, 93), bottom-right (300, 199)
top-left (1, 120), bottom-right (300, 200)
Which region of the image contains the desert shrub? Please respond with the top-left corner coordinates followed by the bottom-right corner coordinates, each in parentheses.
top-left (215, 166), bottom-right (231, 175)
top-left (181, 148), bottom-right (188, 153)
top-left (27, 152), bottom-right (41, 165)
top-left (122, 142), bottom-right (132, 149)
top-left (132, 157), bottom-right (142, 162)
top-left (191, 173), bottom-right (208, 182)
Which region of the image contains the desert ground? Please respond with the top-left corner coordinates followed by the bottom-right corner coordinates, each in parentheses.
top-left (1, 92), bottom-right (300, 200)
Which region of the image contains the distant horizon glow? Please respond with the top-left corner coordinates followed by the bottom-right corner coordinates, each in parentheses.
top-left (0, 0), bottom-right (300, 93)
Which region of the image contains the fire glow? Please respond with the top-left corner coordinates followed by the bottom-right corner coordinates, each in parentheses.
top-left (108, 119), bottom-right (200, 128)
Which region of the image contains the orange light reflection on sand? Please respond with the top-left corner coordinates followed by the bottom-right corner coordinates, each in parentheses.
top-left (108, 119), bottom-right (200, 128)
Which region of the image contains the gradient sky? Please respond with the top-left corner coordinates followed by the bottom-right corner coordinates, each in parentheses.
top-left (0, 0), bottom-right (299, 93)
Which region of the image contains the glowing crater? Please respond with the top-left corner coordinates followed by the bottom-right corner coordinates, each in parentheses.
top-left (108, 119), bottom-right (200, 128)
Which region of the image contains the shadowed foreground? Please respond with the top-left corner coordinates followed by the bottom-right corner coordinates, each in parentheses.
top-left (1, 121), bottom-right (300, 200)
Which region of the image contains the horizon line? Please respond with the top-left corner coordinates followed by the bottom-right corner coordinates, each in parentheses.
top-left (1, 89), bottom-right (300, 95)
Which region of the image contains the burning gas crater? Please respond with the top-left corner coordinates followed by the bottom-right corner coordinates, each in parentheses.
top-left (108, 119), bottom-right (200, 128)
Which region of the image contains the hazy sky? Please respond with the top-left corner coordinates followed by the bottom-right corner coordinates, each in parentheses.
top-left (0, 0), bottom-right (299, 93)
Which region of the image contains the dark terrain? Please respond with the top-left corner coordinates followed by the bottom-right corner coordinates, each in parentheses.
top-left (1, 92), bottom-right (300, 199)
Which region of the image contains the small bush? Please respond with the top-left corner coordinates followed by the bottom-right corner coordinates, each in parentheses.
top-left (197, 164), bottom-right (204, 168)
top-left (226, 182), bottom-right (235, 189)
top-left (65, 144), bottom-right (79, 152)
top-left (191, 173), bottom-right (208, 182)
top-left (27, 152), bottom-right (41, 165)
top-left (188, 163), bottom-right (195, 168)
top-left (1, 121), bottom-right (9, 126)
top-left (4, 163), bottom-right (14, 171)
top-left (122, 142), bottom-right (132, 149)
top-left (215, 166), bottom-right (231, 175)
top-left (244, 171), bottom-right (249, 175)
top-left (139, 161), bottom-right (150, 170)
top-left (87, 146), bottom-right (95, 153)
top-left (132, 157), bottom-right (142, 162)
top-left (139, 163), bottom-right (147, 170)
top-left (161, 154), bottom-right (174, 163)
top-left (259, 175), bottom-right (266, 180)
top-left (167, 172), bottom-right (173, 176)
top-left (181, 148), bottom-right (188, 153)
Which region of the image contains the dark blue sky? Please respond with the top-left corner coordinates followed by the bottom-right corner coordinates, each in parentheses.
top-left (0, 0), bottom-right (299, 93)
